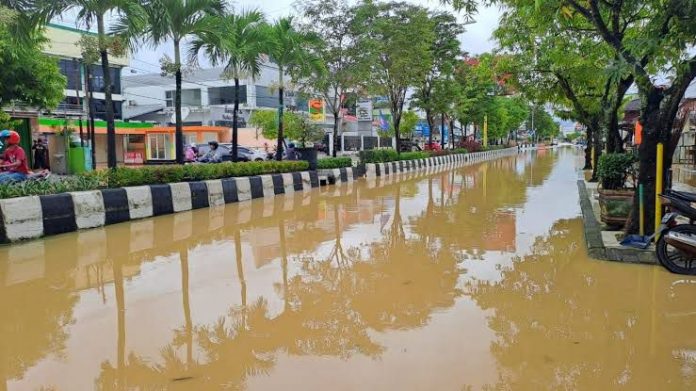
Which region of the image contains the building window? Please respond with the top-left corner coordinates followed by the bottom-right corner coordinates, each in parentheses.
top-left (209, 86), bottom-right (247, 105)
top-left (58, 59), bottom-right (82, 91)
top-left (165, 89), bottom-right (201, 107)
top-left (92, 100), bottom-right (123, 120)
top-left (255, 86), bottom-right (276, 108)
top-left (88, 65), bottom-right (122, 94)
top-left (147, 133), bottom-right (172, 160)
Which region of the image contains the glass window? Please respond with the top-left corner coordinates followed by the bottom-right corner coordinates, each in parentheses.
top-left (147, 133), bottom-right (172, 160)
top-left (88, 65), bottom-right (121, 94)
top-left (59, 59), bottom-right (82, 90)
top-left (209, 86), bottom-right (247, 105)
top-left (165, 89), bottom-right (201, 107)
top-left (255, 86), bottom-right (277, 108)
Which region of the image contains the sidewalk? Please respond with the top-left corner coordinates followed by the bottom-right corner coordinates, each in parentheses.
top-left (577, 179), bottom-right (657, 264)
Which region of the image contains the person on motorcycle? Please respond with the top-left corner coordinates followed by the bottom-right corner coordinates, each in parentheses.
top-left (0, 130), bottom-right (30, 183)
top-left (197, 141), bottom-right (224, 163)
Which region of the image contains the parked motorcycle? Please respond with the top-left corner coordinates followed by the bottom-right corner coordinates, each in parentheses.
top-left (656, 190), bottom-right (696, 275)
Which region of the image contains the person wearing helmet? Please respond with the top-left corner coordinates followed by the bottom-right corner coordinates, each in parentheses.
top-left (197, 140), bottom-right (224, 163)
top-left (0, 130), bottom-right (30, 183)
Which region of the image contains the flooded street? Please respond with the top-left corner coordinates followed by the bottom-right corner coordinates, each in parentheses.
top-left (2, 149), bottom-right (696, 390)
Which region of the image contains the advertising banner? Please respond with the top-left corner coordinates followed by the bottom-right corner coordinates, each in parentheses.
top-left (309, 99), bottom-right (325, 122)
top-left (356, 98), bottom-right (373, 121)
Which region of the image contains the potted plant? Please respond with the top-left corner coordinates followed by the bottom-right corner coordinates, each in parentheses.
top-left (596, 153), bottom-right (636, 227)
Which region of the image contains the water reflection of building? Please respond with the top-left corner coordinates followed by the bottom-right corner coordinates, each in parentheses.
top-left (481, 212), bottom-right (517, 252)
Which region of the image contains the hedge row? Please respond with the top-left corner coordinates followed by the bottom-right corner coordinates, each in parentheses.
top-left (317, 157), bottom-right (353, 169)
top-left (359, 148), bottom-right (469, 164)
top-left (0, 160), bottom-right (310, 199)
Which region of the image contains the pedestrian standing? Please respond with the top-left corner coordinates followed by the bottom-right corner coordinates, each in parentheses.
top-left (31, 138), bottom-right (48, 170)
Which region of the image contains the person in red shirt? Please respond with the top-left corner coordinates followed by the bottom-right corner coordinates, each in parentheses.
top-left (0, 130), bottom-right (30, 183)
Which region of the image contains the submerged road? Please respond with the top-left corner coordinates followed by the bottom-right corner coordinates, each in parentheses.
top-left (1, 148), bottom-right (696, 390)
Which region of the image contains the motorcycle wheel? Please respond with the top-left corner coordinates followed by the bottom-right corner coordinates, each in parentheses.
top-left (656, 224), bottom-right (696, 275)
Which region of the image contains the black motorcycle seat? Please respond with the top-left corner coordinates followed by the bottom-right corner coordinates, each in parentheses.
top-left (666, 190), bottom-right (696, 203)
top-left (663, 193), bottom-right (696, 221)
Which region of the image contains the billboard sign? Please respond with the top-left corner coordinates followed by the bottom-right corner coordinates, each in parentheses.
top-left (308, 99), bottom-right (324, 122)
top-left (356, 98), bottom-right (373, 121)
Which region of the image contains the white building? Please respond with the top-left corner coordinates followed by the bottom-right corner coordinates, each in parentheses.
top-left (122, 63), bottom-right (303, 127)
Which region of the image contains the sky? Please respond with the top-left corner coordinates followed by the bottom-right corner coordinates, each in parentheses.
top-left (51, 0), bottom-right (503, 75)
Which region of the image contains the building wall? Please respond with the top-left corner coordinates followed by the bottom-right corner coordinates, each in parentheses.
top-left (44, 25), bottom-right (129, 66)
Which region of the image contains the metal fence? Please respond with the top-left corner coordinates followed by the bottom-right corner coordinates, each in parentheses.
top-left (380, 137), bottom-right (393, 148)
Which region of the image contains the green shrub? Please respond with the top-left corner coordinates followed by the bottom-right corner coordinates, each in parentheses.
top-left (317, 157), bottom-right (353, 169)
top-left (0, 161), bottom-right (311, 199)
top-left (359, 149), bottom-right (399, 164)
top-left (453, 148), bottom-right (468, 154)
top-left (0, 176), bottom-right (102, 199)
top-left (399, 151), bottom-right (429, 161)
top-left (597, 153), bottom-right (636, 190)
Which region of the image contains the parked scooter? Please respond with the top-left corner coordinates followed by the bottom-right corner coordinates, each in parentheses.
top-left (656, 190), bottom-right (696, 275)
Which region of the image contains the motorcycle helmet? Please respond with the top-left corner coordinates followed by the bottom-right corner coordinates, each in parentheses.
top-left (0, 129), bottom-right (10, 138)
top-left (7, 130), bottom-right (20, 145)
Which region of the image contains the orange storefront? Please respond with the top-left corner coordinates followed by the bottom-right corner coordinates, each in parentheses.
top-left (38, 119), bottom-right (230, 164)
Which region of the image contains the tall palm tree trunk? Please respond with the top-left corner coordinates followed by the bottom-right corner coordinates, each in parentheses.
top-left (276, 69), bottom-right (284, 161)
top-left (97, 14), bottom-right (117, 168)
top-left (232, 78), bottom-right (240, 162)
top-left (174, 40), bottom-right (184, 164)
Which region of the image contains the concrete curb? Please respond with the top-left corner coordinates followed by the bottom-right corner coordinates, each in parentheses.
top-left (577, 180), bottom-right (657, 264)
top-left (365, 148), bottom-right (518, 178)
top-left (0, 168), bottom-right (355, 244)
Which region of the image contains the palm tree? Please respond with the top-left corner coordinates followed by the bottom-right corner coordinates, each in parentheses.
top-left (265, 17), bottom-right (315, 161)
top-left (67, 0), bottom-right (140, 168)
top-left (190, 10), bottom-right (265, 162)
top-left (117, 0), bottom-right (225, 164)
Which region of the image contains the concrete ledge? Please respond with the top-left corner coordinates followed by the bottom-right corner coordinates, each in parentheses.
top-left (0, 169), bottom-right (347, 243)
top-left (365, 148), bottom-right (519, 179)
top-left (577, 180), bottom-right (657, 264)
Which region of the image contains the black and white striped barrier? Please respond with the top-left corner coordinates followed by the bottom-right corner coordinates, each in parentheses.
top-left (0, 168), bottom-right (357, 243)
top-left (365, 148), bottom-right (518, 178)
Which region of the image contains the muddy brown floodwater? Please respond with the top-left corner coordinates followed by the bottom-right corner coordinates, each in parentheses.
top-left (1, 148), bottom-right (696, 390)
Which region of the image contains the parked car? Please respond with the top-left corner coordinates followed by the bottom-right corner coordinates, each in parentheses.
top-left (220, 144), bottom-right (267, 161)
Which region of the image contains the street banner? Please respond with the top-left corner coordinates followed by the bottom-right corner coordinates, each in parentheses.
top-left (309, 99), bottom-right (324, 122)
top-left (357, 98), bottom-right (372, 121)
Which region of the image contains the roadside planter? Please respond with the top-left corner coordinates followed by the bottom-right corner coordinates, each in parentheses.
top-left (596, 153), bottom-right (636, 227)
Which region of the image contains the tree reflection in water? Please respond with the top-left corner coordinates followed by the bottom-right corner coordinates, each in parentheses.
top-left (466, 219), bottom-right (696, 390)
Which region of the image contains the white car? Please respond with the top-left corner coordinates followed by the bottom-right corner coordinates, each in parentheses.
top-left (220, 144), bottom-right (267, 161)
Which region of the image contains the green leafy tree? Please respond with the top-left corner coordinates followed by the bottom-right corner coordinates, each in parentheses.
top-left (453, 54), bottom-right (498, 138)
top-left (410, 10), bottom-right (463, 146)
top-left (353, 1), bottom-right (434, 153)
top-left (494, 0), bottom-right (634, 175)
top-left (189, 9), bottom-right (266, 162)
top-left (0, 7), bottom-right (65, 110)
top-left (558, 0), bottom-right (696, 233)
top-left (116, 0), bottom-right (225, 164)
top-left (527, 105), bottom-right (559, 141)
top-left (264, 17), bottom-right (317, 160)
top-left (295, 0), bottom-right (362, 157)
top-left (249, 109), bottom-right (323, 147)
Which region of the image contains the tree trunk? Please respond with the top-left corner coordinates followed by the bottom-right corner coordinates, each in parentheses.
top-left (426, 110), bottom-right (434, 146)
top-left (393, 100), bottom-right (402, 154)
top-left (591, 124), bottom-right (602, 181)
top-left (174, 40), bottom-right (184, 164)
top-left (333, 111), bottom-right (339, 157)
top-left (97, 15), bottom-right (117, 169)
top-left (583, 126), bottom-right (593, 170)
top-left (440, 113), bottom-right (446, 148)
top-left (85, 64), bottom-right (97, 170)
top-left (449, 119), bottom-right (455, 148)
top-left (232, 77), bottom-right (240, 162)
top-left (276, 89), bottom-right (284, 161)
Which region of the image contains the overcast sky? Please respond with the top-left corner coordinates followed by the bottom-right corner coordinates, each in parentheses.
top-left (52, 0), bottom-right (502, 74)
